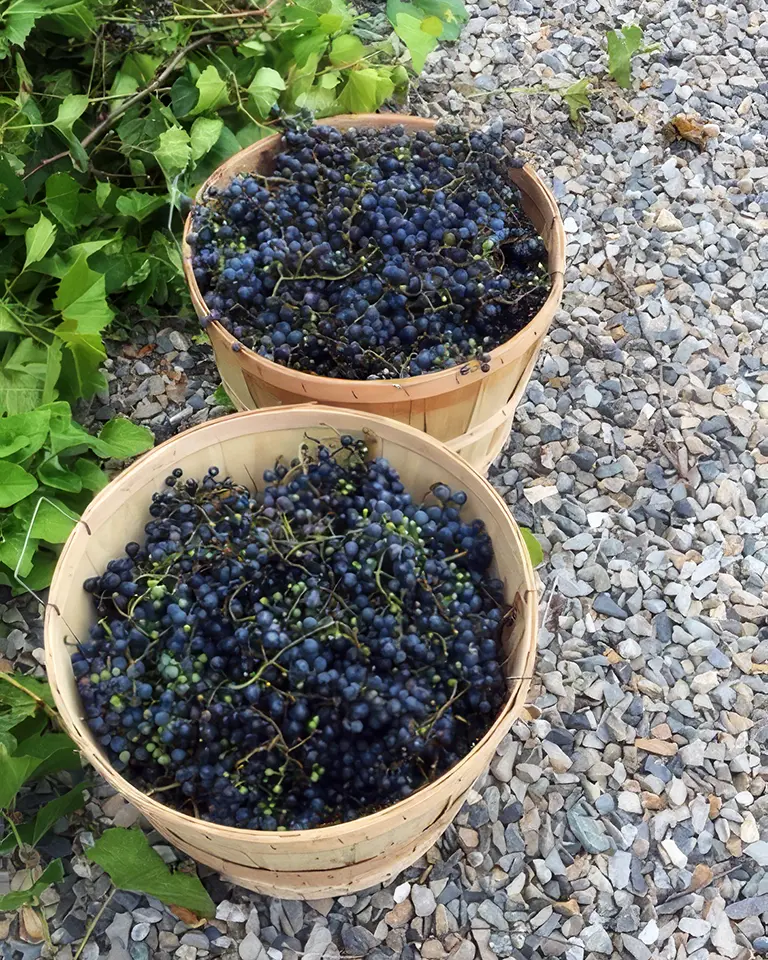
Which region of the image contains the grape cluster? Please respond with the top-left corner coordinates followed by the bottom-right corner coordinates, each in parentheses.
top-left (73, 439), bottom-right (509, 830)
top-left (188, 122), bottom-right (549, 380)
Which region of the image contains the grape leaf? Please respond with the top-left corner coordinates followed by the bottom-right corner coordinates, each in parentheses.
top-left (408, 0), bottom-right (467, 40)
top-left (0, 860), bottom-right (63, 912)
top-left (87, 828), bottom-right (215, 916)
top-left (15, 550), bottom-right (56, 591)
top-left (36, 455), bottom-right (82, 493)
top-left (520, 527), bottom-right (544, 567)
top-left (13, 731), bottom-right (80, 779)
top-left (247, 66), bottom-right (286, 118)
top-left (9, 675), bottom-right (55, 712)
top-left (45, 172), bottom-right (81, 229)
top-left (73, 457), bottom-right (108, 491)
top-left (561, 77), bottom-right (592, 129)
top-left (0, 520), bottom-right (39, 579)
top-left (155, 125), bottom-right (191, 178)
top-left (606, 24), bottom-right (645, 88)
top-left (192, 64), bottom-right (230, 116)
top-left (52, 93), bottom-right (89, 167)
top-left (53, 250), bottom-right (114, 331)
top-left (420, 15), bottom-right (443, 36)
top-left (116, 191), bottom-right (167, 222)
top-left (170, 75), bottom-right (198, 118)
top-left (0, 339), bottom-right (52, 416)
top-left (23, 214), bottom-right (56, 270)
top-left (0, 462), bottom-right (38, 508)
top-left (334, 68), bottom-right (394, 113)
top-left (391, 11), bottom-right (439, 72)
top-left (0, 742), bottom-right (41, 808)
top-left (12, 496), bottom-right (77, 544)
top-left (296, 74), bottom-right (339, 115)
top-left (211, 384), bottom-right (235, 411)
top-left (190, 117), bottom-right (224, 162)
top-left (328, 34), bottom-right (365, 66)
top-left (30, 783), bottom-right (86, 845)
top-left (88, 417), bottom-right (153, 460)
top-left (0, 679), bottom-right (40, 734)
top-left (0, 407), bottom-right (50, 461)
top-left (0, 156), bottom-right (24, 210)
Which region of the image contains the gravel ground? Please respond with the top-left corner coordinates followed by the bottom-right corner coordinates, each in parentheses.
top-left (3, 1), bottom-right (768, 958)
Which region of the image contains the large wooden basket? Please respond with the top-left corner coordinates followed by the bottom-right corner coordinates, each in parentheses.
top-left (182, 114), bottom-right (565, 475)
top-left (45, 407), bottom-right (537, 900)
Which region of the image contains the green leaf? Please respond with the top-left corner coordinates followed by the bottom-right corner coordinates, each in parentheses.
top-left (155, 125), bottom-right (191, 178)
top-left (0, 305), bottom-right (23, 335)
top-left (42, 339), bottom-right (63, 405)
top-left (18, 550), bottom-right (56, 591)
top-left (30, 783), bottom-right (86, 846)
top-left (0, 678), bottom-right (40, 734)
top-left (54, 250), bottom-right (114, 332)
top-left (0, 407), bottom-right (50, 461)
top-left (23, 213), bottom-right (56, 271)
top-left (392, 11), bottom-right (439, 72)
top-left (13, 496), bottom-right (77, 544)
top-left (0, 339), bottom-right (51, 416)
top-left (0, 521), bottom-right (38, 579)
top-left (87, 828), bottom-right (215, 916)
top-left (190, 116), bottom-right (224, 162)
top-left (0, 156), bottom-right (24, 211)
top-left (606, 24), bottom-right (645, 88)
top-left (420, 14), bottom-right (443, 36)
top-left (211, 384), bottom-right (235, 411)
top-left (407, 0), bottom-right (467, 40)
top-left (115, 191), bottom-right (167, 222)
top-left (562, 77), bottom-right (592, 129)
top-left (37, 455), bottom-right (82, 493)
top-left (520, 527), bottom-right (544, 567)
top-left (73, 457), bottom-right (107, 491)
top-left (0, 461), bottom-right (38, 508)
top-left (13, 731), bottom-right (79, 779)
top-left (44, 402), bottom-right (90, 456)
top-left (334, 68), bottom-right (394, 113)
top-left (45, 172), bottom-right (81, 228)
top-left (247, 66), bottom-right (286, 118)
top-left (0, 741), bottom-right (41, 808)
top-left (170, 74), bottom-right (198, 118)
top-left (52, 93), bottom-right (88, 164)
top-left (90, 417), bottom-right (154, 460)
top-left (0, 860), bottom-right (63, 912)
top-left (328, 34), bottom-right (365, 66)
top-left (192, 64), bottom-right (230, 116)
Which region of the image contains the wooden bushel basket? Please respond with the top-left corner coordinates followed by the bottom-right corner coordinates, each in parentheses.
top-left (45, 407), bottom-right (537, 900)
top-left (182, 114), bottom-right (566, 475)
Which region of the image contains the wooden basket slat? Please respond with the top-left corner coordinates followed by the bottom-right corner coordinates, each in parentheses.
top-left (45, 407), bottom-right (537, 899)
top-left (182, 115), bottom-right (565, 473)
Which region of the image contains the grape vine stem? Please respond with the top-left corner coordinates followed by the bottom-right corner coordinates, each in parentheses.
top-left (73, 887), bottom-right (116, 960)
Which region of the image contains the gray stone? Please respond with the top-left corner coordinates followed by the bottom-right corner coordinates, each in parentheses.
top-left (238, 933), bottom-right (268, 960)
top-left (411, 885), bottom-right (436, 917)
top-left (593, 594), bottom-right (628, 619)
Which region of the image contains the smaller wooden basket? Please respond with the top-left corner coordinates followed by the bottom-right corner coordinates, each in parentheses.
top-left (45, 407), bottom-right (537, 900)
top-left (182, 115), bottom-right (566, 475)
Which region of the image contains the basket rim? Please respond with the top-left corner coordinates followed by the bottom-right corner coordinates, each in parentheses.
top-left (181, 112), bottom-right (566, 402)
top-left (45, 405), bottom-right (538, 847)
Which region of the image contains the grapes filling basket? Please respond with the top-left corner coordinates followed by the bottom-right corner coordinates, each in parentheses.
top-left (45, 407), bottom-right (537, 900)
top-left (182, 114), bottom-right (565, 475)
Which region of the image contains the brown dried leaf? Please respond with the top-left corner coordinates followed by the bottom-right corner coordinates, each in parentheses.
top-left (19, 906), bottom-right (44, 943)
top-left (662, 114), bottom-right (717, 150)
top-left (170, 905), bottom-right (206, 927)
